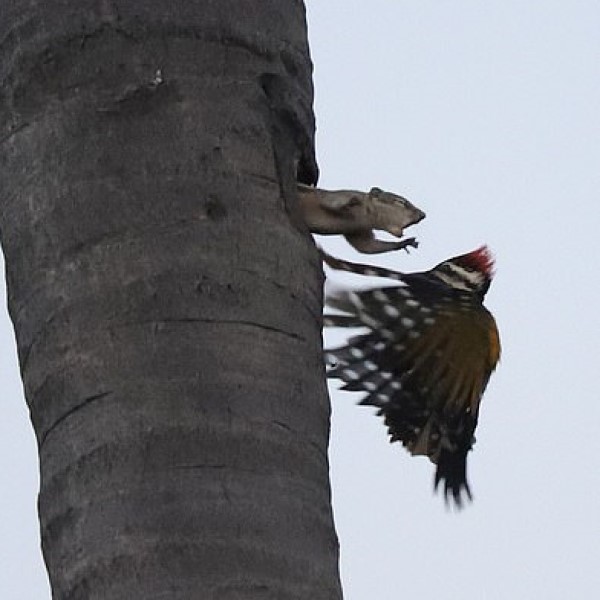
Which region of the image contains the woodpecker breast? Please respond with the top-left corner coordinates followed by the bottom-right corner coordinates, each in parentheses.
top-left (323, 247), bottom-right (501, 507)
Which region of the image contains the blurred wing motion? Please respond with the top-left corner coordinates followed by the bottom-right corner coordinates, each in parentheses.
top-left (323, 247), bottom-right (501, 507)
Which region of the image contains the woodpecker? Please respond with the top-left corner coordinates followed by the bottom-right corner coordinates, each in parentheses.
top-left (322, 246), bottom-right (501, 507)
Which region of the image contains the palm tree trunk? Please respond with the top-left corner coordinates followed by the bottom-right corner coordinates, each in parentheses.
top-left (0, 1), bottom-right (341, 598)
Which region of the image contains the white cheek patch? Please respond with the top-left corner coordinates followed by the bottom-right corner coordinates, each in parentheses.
top-left (453, 263), bottom-right (483, 284)
top-left (437, 262), bottom-right (485, 291)
top-left (434, 271), bottom-right (470, 291)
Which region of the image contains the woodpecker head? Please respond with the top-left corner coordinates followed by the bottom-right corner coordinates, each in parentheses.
top-left (428, 246), bottom-right (495, 300)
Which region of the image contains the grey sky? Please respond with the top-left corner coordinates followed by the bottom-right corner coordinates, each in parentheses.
top-left (2, 1), bottom-right (600, 598)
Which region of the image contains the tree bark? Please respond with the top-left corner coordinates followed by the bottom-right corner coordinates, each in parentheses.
top-left (0, 1), bottom-right (341, 598)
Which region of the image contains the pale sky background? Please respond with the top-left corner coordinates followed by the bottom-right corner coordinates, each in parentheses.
top-left (2, 1), bottom-right (599, 598)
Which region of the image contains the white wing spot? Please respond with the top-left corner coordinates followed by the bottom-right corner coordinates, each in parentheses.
top-left (383, 304), bottom-right (400, 318)
top-left (391, 380), bottom-right (402, 390)
top-left (364, 381), bottom-right (378, 391)
top-left (380, 329), bottom-right (395, 340)
top-left (324, 353), bottom-right (339, 366)
top-left (343, 369), bottom-right (360, 380)
top-left (364, 360), bottom-right (378, 372)
top-left (420, 306), bottom-right (433, 314)
top-left (361, 314), bottom-right (380, 329)
top-left (408, 330), bottom-right (421, 339)
top-left (381, 371), bottom-right (393, 380)
top-left (406, 298), bottom-right (420, 308)
top-left (424, 317), bottom-right (436, 326)
top-left (377, 393), bottom-right (391, 404)
top-left (398, 288), bottom-right (412, 298)
top-left (349, 292), bottom-right (364, 310)
top-left (401, 317), bottom-right (416, 328)
top-left (350, 347), bottom-right (365, 359)
top-left (373, 341), bottom-right (386, 352)
top-left (372, 290), bottom-right (389, 303)
top-left (364, 268), bottom-right (379, 277)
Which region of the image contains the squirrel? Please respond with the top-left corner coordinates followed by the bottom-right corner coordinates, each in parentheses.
top-left (297, 183), bottom-right (425, 254)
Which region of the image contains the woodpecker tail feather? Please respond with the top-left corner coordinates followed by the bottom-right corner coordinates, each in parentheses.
top-left (320, 247), bottom-right (406, 281)
top-left (435, 447), bottom-right (473, 508)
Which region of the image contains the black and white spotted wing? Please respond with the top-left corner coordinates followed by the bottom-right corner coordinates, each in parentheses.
top-left (325, 280), bottom-right (496, 506)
